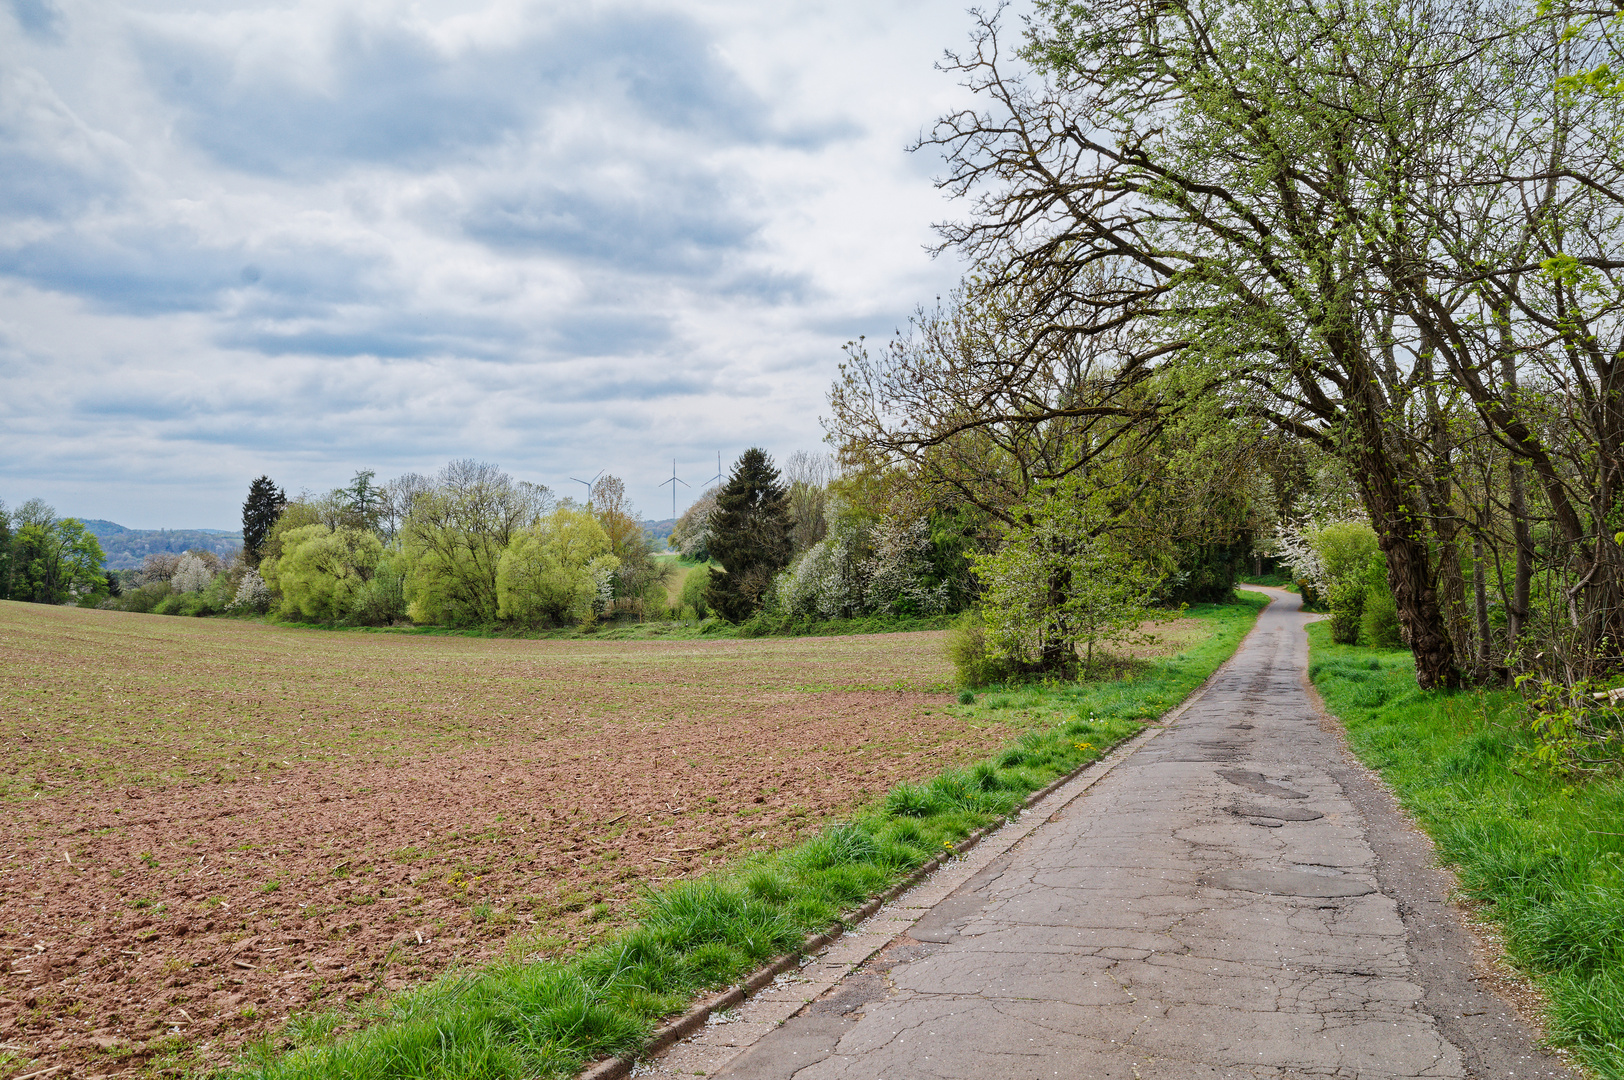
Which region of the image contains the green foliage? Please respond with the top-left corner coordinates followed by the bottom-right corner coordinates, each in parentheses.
top-left (705, 449), bottom-right (792, 622)
top-left (242, 476), bottom-right (287, 567)
top-left (971, 475), bottom-right (1164, 675)
top-left (1514, 676), bottom-right (1624, 780)
top-left (398, 461), bottom-right (549, 627)
top-left (263, 525), bottom-right (384, 622)
top-left (1311, 625), bottom-right (1624, 1076)
top-left (1328, 578), bottom-right (1365, 644)
top-left (262, 501), bottom-right (322, 565)
top-left (678, 563), bottom-right (712, 620)
top-left (0, 502), bottom-right (13, 601)
top-left (229, 597), bottom-right (1262, 1080)
top-left (347, 554), bottom-right (407, 626)
top-left (1307, 521), bottom-right (1380, 587)
top-left (1361, 578), bottom-right (1402, 647)
top-left (495, 510), bottom-right (618, 627)
top-left (945, 611), bottom-right (1013, 688)
top-left (11, 511), bottom-right (108, 605)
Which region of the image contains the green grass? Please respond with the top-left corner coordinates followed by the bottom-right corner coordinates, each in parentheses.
top-left (1308, 622), bottom-right (1624, 1078)
top-left (223, 595), bottom-right (1265, 1080)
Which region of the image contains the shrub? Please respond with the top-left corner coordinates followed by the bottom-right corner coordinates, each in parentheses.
top-left (679, 565), bottom-right (713, 620)
top-left (1328, 579), bottom-right (1365, 644)
top-left (946, 612), bottom-right (1012, 687)
top-left (349, 556), bottom-right (408, 625)
top-left (1361, 580), bottom-right (1403, 647)
top-left (171, 553), bottom-right (215, 594)
top-left (230, 570), bottom-right (272, 614)
top-left (120, 581), bottom-right (171, 614)
top-left (264, 524), bottom-right (384, 621)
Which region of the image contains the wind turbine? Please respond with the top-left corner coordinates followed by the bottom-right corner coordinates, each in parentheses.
top-left (569, 470), bottom-right (603, 507)
top-left (658, 459), bottom-right (689, 519)
top-left (707, 452), bottom-right (724, 489)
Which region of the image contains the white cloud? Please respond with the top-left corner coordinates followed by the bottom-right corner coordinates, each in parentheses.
top-left (0, 0), bottom-right (995, 527)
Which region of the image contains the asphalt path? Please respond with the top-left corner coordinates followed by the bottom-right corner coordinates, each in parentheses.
top-left (696, 587), bottom-right (1573, 1079)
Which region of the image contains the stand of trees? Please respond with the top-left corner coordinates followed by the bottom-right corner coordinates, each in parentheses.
top-left (826, 0), bottom-right (1624, 691)
top-left (0, 499), bottom-right (110, 605)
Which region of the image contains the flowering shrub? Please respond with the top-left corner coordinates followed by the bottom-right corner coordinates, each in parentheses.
top-left (773, 516), bottom-right (948, 621)
top-left (230, 569), bottom-right (272, 613)
top-left (172, 553), bottom-right (215, 594)
top-left (1273, 522), bottom-right (1329, 595)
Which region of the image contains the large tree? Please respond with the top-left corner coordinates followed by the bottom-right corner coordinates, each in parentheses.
top-left (705, 448), bottom-right (793, 622)
top-left (398, 460), bottom-right (552, 625)
top-left (241, 476), bottom-right (286, 567)
top-left (909, 0), bottom-right (1623, 688)
top-left (12, 508), bottom-right (107, 605)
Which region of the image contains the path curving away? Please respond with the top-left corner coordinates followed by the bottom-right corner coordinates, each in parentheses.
top-left (664, 588), bottom-right (1574, 1079)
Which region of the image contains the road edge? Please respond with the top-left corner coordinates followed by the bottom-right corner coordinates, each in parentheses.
top-left (579, 592), bottom-right (1270, 1080)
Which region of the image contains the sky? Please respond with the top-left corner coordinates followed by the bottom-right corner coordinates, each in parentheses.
top-left (0, 0), bottom-right (996, 530)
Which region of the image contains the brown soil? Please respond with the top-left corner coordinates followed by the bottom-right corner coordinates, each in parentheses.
top-left (0, 603), bottom-right (1010, 1077)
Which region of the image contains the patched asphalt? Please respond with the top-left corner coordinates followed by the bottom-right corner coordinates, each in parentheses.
top-left (681, 588), bottom-right (1574, 1079)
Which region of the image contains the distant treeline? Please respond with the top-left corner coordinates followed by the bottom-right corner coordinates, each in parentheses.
top-left (80, 520), bottom-right (243, 570)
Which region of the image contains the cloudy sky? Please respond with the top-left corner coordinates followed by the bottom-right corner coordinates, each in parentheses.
top-left (0, 0), bottom-right (994, 529)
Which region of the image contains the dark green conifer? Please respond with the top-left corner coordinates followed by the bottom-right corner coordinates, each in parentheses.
top-left (704, 448), bottom-right (792, 622)
top-left (242, 476), bottom-right (287, 567)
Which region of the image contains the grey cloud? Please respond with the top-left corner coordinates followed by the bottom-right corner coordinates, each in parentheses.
top-left (10, 0), bottom-right (64, 42)
top-left (221, 312), bottom-right (524, 359)
top-left (462, 175), bottom-right (757, 275)
top-left (545, 310), bottom-right (675, 358)
top-left (143, 8), bottom-right (794, 179)
top-left (0, 71), bottom-right (129, 220)
top-left (0, 225), bottom-right (385, 315)
top-left (0, 227), bottom-right (242, 313)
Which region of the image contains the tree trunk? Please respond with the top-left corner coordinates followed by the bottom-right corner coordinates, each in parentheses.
top-left (1498, 350), bottom-right (1533, 649)
top-left (1473, 534), bottom-right (1491, 667)
top-left (1349, 404), bottom-right (1462, 690)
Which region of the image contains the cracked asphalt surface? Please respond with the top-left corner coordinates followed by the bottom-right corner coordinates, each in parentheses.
top-left (712, 589), bottom-right (1574, 1079)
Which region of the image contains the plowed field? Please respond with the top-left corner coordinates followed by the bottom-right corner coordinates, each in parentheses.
top-left (0, 603), bottom-right (1009, 1076)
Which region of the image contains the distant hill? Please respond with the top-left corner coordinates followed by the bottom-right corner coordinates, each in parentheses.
top-left (644, 518), bottom-right (676, 543)
top-left (81, 520), bottom-right (244, 570)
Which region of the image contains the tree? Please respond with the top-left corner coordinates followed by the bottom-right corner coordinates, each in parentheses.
top-left (496, 508), bottom-right (618, 626)
top-left (591, 474), bottom-right (668, 617)
top-left (0, 499), bottom-right (13, 600)
top-left (668, 487), bottom-right (719, 560)
top-left (12, 509), bottom-right (107, 605)
top-left (910, 0), bottom-right (1624, 687)
top-left (705, 449), bottom-right (792, 621)
top-left (241, 476), bottom-right (287, 567)
top-left (343, 470), bottom-right (384, 534)
top-left (261, 524), bottom-right (384, 621)
top-left (398, 460), bottom-right (552, 625)
top-left (171, 554), bottom-right (215, 594)
top-left (784, 450), bottom-right (837, 554)
top-left (382, 473), bottom-right (432, 542)
top-left (972, 481), bottom-right (1163, 676)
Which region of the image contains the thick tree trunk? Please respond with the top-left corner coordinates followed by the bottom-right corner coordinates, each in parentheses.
top-left (1348, 403), bottom-right (1462, 691)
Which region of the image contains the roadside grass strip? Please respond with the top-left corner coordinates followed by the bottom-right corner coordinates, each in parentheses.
top-left (229, 596), bottom-right (1265, 1080)
top-left (1308, 622), bottom-right (1624, 1079)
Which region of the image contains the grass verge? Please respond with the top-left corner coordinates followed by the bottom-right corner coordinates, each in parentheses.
top-left (1308, 622), bottom-right (1624, 1079)
top-left (226, 595), bottom-right (1266, 1080)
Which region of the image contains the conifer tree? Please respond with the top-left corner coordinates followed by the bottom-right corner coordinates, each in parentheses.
top-left (242, 476), bottom-right (287, 567)
top-left (704, 448), bottom-right (791, 622)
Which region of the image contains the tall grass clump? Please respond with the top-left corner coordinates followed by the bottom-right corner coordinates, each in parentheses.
top-left (1309, 622), bottom-right (1624, 1079)
top-left (230, 594), bottom-right (1266, 1080)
